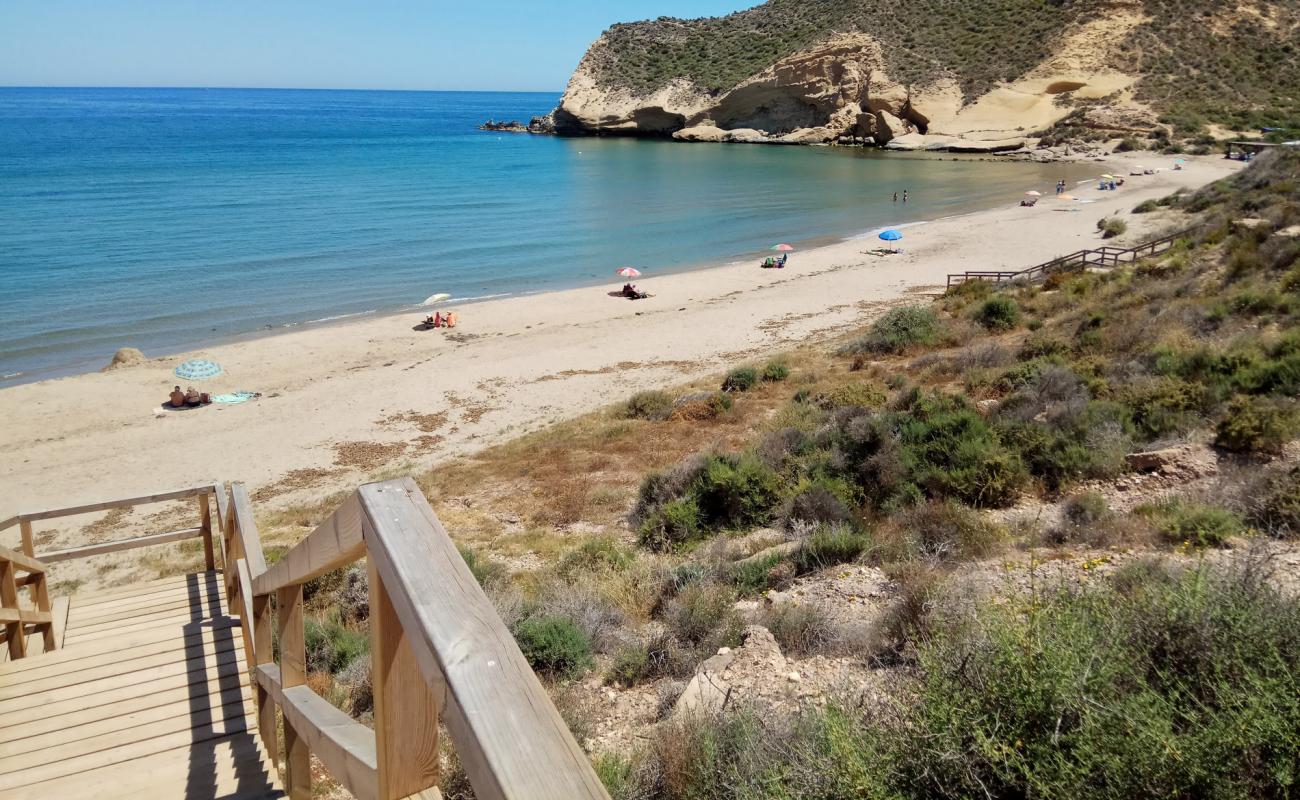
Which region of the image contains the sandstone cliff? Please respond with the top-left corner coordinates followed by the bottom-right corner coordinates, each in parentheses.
top-left (550, 0), bottom-right (1300, 149)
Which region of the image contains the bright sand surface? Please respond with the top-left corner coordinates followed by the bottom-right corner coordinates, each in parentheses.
top-left (0, 153), bottom-right (1241, 537)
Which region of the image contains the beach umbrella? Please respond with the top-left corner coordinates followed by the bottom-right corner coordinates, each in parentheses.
top-left (174, 359), bottom-right (222, 381)
top-left (422, 292), bottom-right (451, 306)
top-left (879, 229), bottom-right (903, 242)
top-left (770, 243), bottom-right (795, 252)
top-left (615, 267), bottom-right (641, 278)
top-left (1025, 190), bottom-right (1042, 197)
top-left (1101, 174), bottom-right (1115, 180)
top-left (1174, 158), bottom-right (1187, 164)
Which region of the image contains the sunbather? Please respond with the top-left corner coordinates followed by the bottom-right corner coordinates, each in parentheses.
top-left (169, 385), bottom-right (185, 408)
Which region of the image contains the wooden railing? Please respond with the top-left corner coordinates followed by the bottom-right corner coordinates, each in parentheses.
top-left (945, 230), bottom-right (1188, 288)
top-left (222, 477), bottom-right (610, 800)
top-left (0, 484), bottom-right (221, 567)
top-left (0, 545), bottom-right (55, 660)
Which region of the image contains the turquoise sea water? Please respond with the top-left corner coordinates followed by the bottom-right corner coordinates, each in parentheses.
top-left (0, 88), bottom-right (1096, 383)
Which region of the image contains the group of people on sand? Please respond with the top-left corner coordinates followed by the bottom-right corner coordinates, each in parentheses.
top-left (621, 283), bottom-right (649, 300)
top-left (167, 385), bottom-right (210, 408)
top-left (422, 310), bottom-right (459, 329)
top-left (761, 253), bottom-right (789, 269)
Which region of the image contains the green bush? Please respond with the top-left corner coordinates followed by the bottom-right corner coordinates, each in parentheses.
top-left (842, 307), bottom-right (939, 355)
top-left (1215, 395), bottom-right (1295, 454)
top-left (513, 616), bottom-right (593, 679)
top-left (1249, 466), bottom-right (1300, 537)
top-left (559, 536), bottom-right (635, 576)
top-left (793, 525), bottom-right (871, 573)
top-left (760, 602), bottom-right (839, 656)
top-left (621, 390), bottom-right (674, 420)
top-left (305, 612), bottom-right (370, 675)
top-left (1132, 198), bottom-right (1160, 214)
top-left (1062, 491), bottom-right (1110, 526)
top-left (887, 500), bottom-right (1003, 562)
top-left (1098, 217), bottom-right (1128, 239)
top-left (975, 296), bottom-right (1021, 331)
top-left (638, 497), bottom-right (702, 552)
top-left (663, 582), bottom-right (742, 647)
top-left (761, 360), bottom-right (790, 382)
top-left (722, 366), bottom-right (759, 392)
top-left (813, 381), bottom-right (887, 410)
top-left (692, 454), bottom-right (782, 531)
top-left (457, 545), bottom-right (507, 587)
top-left (1140, 499), bottom-right (1244, 548)
top-left (729, 551), bottom-right (790, 595)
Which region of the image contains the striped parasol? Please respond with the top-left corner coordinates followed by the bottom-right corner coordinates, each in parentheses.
top-left (615, 267), bottom-right (641, 278)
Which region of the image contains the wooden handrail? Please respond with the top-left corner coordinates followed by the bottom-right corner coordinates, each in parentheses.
top-left (223, 478), bottom-right (609, 800)
top-left (945, 230), bottom-right (1188, 288)
top-left (6, 484), bottom-right (222, 572)
top-left (0, 546), bottom-right (55, 660)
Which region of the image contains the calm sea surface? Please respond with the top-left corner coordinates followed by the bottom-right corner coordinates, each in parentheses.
top-left (0, 88), bottom-right (1097, 383)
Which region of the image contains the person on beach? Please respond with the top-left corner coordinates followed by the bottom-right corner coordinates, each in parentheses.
top-left (902, 190), bottom-right (909, 203)
top-left (184, 386), bottom-right (201, 406)
top-left (446, 311), bottom-right (458, 328)
top-left (169, 386), bottom-right (185, 408)
top-left (893, 191), bottom-right (898, 203)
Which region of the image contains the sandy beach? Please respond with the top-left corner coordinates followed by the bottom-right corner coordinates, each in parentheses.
top-left (0, 152), bottom-right (1240, 527)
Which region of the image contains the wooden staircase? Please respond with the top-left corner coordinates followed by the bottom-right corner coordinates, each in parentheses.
top-left (0, 571), bottom-right (282, 798)
top-left (0, 480), bottom-right (611, 800)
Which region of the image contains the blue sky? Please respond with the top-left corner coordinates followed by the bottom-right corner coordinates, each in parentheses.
top-left (0, 1), bottom-right (755, 92)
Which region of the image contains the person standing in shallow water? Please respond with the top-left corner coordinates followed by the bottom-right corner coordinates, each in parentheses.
top-left (893, 191), bottom-right (898, 203)
top-left (902, 190), bottom-right (908, 203)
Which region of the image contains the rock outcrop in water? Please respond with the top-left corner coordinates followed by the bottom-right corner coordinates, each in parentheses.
top-left (547, 0), bottom-right (1300, 150)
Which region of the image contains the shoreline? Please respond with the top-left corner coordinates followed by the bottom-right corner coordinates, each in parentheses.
top-left (0, 152), bottom-right (1241, 580)
top-left (1, 149), bottom-right (1097, 388)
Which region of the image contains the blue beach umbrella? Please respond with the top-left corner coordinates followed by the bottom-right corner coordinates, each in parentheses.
top-left (174, 359), bottom-right (222, 381)
top-left (879, 229), bottom-right (903, 242)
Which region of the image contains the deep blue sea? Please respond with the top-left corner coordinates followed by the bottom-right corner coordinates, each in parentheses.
top-left (0, 88), bottom-right (1095, 383)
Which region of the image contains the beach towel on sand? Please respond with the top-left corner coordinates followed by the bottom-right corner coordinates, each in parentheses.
top-left (213, 391), bottom-right (258, 404)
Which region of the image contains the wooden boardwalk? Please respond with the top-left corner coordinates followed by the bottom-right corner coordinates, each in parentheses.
top-left (0, 571), bottom-right (284, 799)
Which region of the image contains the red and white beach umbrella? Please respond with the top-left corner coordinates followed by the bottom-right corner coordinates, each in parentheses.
top-left (615, 267), bottom-right (641, 278)
top-left (770, 243), bottom-right (795, 252)
top-left (1025, 190), bottom-right (1042, 197)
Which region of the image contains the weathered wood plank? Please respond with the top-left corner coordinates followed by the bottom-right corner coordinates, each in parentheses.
top-left (359, 479), bottom-right (609, 800)
top-left (67, 590), bottom-right (221, 627)
top-left (0, 733), bottom-right (279, 800)
top-left (0, 672), bottom-right (250, 744)
top-left (0, 647), bottom-right (247, 713)
top-left (200, 493), bottom-right (216, 571)
top-left (49, 594), bottom-right (69, 649)
top-left (18, 484), bottom-right (216, 523)
top-left (0, 607), bottom-right (52, 625)
top-left (0, 544), bottom-right (47, 574)
top-left (231, 483), bottom-right (268, 577)
top-left (39, 526), bottom-right (204, 563)
top-left (277, 583), bottom-right (311, 799)
top-left (0, 622), bottom-right (242, 686)
top-left (252, 492), bottom-right (365, 597)
top-left (70, 572), bottom-right (221, 605)
top-left (369, 559), bottom-right (441, 800)
top-left (18, 519), bottom-right (34, 558)
top-left (258, 664), bottom-right (379, 800)
top-left (253, 590), bottom-right (277, 763)
top-left (0, 633), bottom-right (242, 700)
top-left (1, 559), bottom-right (27, 660)
top-left (0, 615), bottom-right (238, 677)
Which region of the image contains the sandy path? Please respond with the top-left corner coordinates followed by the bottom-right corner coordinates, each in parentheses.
top-left (0, 152), bottom-right (1239, 520)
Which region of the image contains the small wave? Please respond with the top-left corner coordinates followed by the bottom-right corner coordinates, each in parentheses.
top-left (850, 219), bottom-right (932, 240)
top-left (1, 371), bottom-right (23, 380)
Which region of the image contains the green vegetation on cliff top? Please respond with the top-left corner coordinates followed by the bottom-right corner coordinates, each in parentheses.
top-left (592, 0), bottom-right (1300, 131)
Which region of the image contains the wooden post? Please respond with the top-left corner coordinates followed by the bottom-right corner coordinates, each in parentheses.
top-left (368, 559), bottom-right (441, 799)
top-left (253, 592), bottom-right (277, 763)
top-left (198, 494), bottom-right (215, 572)
top-left (18, 520), bottom-right (33, 558)
top-left (277, 585), bottom-right (310, 799)
top-left (32, 571), bottom-right (55, 653)
top-left (0, 560), bottom-right (26, 660)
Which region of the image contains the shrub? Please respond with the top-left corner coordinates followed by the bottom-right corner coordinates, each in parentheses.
top-left (638, 497), bottom-right (702, 552)
top-left (730, 551), bottom-right (791, 595)
top-left (761, 360), bottom-right (790, 382)
top-left (663, 581), bottom-right (742, 647)
top-left (1140, 499), bottom-right (1244, 548)
top-left (794, 525), bottom-right (872, 573)
top-left (760, 602), bottom-right (840, 656)
top-left (884, 500), bottom-right (1002, 563)
top-left (1113, 136), bottom-right (1140, 152)
top-left (1062, 491), bottom-right (1110, 526)
top-left (558, 536), bottom-right (634, 576)
top-left (1248, 466), bottom-right (1300, 536)
top-left (721, 366), bottom-right (759, 392)
top-left (842, 306), bottom-right (939, 354)
top-left (1132, 198), bottom-right (1160, 214)
top-left (814, 380), bottom-right (887, 410)
top-left (977, 295), bottom-right (1024, 330)
top-left (1215, 395), bottom-right (1295, 455)
top-left (620, 390), bottom-right (674, 420)
top-left (458, 545), bottom-right (507, 587)
top-left (606, 636), bottom-right (678, 685)
top-left (513, 616), bottom-right (592, 679)
top-left (305, 612), bottom-right (370, 675)
top-left (1098, 217), bottom-right (1128, 239)
top-left (692, 454), bottom-right (782, 531)
top-left (780, 477), bottom-right (856, 528)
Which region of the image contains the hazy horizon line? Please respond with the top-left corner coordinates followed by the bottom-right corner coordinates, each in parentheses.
top-left (0, 85), bottom-right (564, 94)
